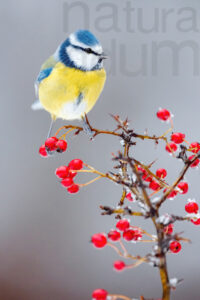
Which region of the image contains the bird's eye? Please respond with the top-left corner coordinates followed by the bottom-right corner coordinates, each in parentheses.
top-left (85, 48), bottom-right (93, 54)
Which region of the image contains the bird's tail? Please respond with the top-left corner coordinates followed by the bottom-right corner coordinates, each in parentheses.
top-left (31, 99), bottom-right (43, 110)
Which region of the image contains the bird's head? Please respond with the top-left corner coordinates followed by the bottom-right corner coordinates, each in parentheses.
top-left (58, 30), bottom-right (107, 71)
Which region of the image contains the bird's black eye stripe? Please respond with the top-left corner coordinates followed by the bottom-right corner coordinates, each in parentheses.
top-left (85, 48), bottom-right (92, 54)
top-left (84, 48), bottom-right (100, 56)
top-left (71, 44), bottom-right (101, 56)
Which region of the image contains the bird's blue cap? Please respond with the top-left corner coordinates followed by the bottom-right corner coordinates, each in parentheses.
top-left (75, 30), bottom-right (100, 46)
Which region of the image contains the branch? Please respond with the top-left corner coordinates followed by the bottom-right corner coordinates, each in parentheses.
top-left (100, 206), bottom-right (144, 217)
top-left (157, 154), bottom-right (200, 208)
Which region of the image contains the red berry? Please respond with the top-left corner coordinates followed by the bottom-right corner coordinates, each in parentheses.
top-left (116, 219), bottom-right (130, 231)
top-left (55, 139), bottom-right (67, 152)
top-left (191, 218), bottom-right (200, 225)
top-left (91, 233), bottom-right (107, 248)
top-left (156, 168), bottom-right (167, 179)
top-left (39, 144), bottom-right (48, 157)
top-left (189, 142), bottom-right (200, 154)
top-left (178, 182), bottom-right (188, 194)
top-left (171, 132), bottom-right (185, 144)
top-left (92, 289), bottom-right (108, 300)
top-left (142, 174), bottom-right (153, 182)
top-left (67, 184), bottom-right (79, 194)
top-left (123, 229), bottom-right (135, 241)
top-left (137, 166), bottom-right (147, 175)
top-left (61, 177), bottom-right (73, 188)
top-left (168, 190), bottom-right (178, 199)
top-left (113, 261), bottom-right (126, 271)
top-left (149, 180), bottom-right (160, 191)
top-left (165, 143), bottom-right (177, 153)
top-left (185, 201), bottom-right (199, 214)
top-left (169, 241), bottom-right (182, 253)
top-left (163, 188), bottom-right (178, 199)
top-left (108, 230), bottom-right (121, 242)
top-left (126, 193), bottom-right (133, 201)
top-left (164, 224), bottom-right (174, 235)
top-left (55, 166), bottom-right (69, 179)
top-left (123, 229), bottom-right (142, 241)
top-left (157, 109), bottom-right (171, 121)
top-left (69, 159), bottom-right (83, 170)
top-left (189, 155), bottom-right (200, 168)
top-left (45, 136), bottom-right (58, 151)
top-left (68, 171), bottom-right (77, 179)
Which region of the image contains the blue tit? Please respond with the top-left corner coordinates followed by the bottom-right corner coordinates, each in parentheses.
top-left (32, 30), bottom-right (107, 136)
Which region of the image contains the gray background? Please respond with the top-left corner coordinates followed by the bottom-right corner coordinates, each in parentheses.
top-left (1, 0), bottom-right (200, 299)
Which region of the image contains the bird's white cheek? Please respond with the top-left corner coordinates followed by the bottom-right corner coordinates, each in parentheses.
top-left (67, 46), bottom-right (98, 70)
top-left (83, 53), bottom-right (99, 70)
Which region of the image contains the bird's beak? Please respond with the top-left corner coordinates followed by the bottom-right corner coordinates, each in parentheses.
top-left (101, 53), bottom-right (108, 60)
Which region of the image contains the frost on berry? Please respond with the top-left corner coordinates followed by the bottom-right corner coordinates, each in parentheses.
top-left (177, 182), bottom-right (188, 194)
top-left (151, 197), bottom-right (161, 206)
top-left (156, 214), bottom-right (172, 226)
top-left (191, 213), bottom-right (200, 225)
top-left (163, 188), bottom-right (178, 200)
top-left (169, 278), bottom-right (180, 289)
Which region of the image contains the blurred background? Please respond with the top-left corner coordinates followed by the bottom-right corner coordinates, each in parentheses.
top-left (1, 0), bottom-right (200, 299)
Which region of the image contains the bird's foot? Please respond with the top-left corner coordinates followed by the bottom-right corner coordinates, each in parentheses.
top-left (82, 114), bottom-right (94, 140)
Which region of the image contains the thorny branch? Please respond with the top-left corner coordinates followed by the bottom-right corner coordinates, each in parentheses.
top-left (53, 114), bottom-right (198, 300)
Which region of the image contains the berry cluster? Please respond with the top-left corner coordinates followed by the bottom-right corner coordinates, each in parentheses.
top-left (136, 164), bottom-right (189, 201)
top-left (185, 199), bottom-right (200, 225)
top-left (38, 108), bottom-right (200, 300)
top-left (55, 159), bottom-right (83, 194)
top-left (91, 220), bottom-right (144, 274)
top-left (163, 224), bottom-right (182, 253)
top-left (157, 108), bottom-right (200, 161)
top-left (39, 136), bottom-right (67, 157)
top-left (94, 225), bottom-right (141, 271)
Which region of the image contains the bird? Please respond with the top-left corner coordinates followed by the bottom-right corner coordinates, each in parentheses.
top-left (32, 29), bottom-right (107, 137)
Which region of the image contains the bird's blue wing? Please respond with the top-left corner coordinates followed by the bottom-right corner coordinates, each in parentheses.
top-left (37, 67), bottom-right (53, 83)
top-left (34, 55), bottom-right (58, 103)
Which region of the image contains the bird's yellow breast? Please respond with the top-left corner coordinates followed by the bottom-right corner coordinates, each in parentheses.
top-left (38, 62), bottom-right (106, 120)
